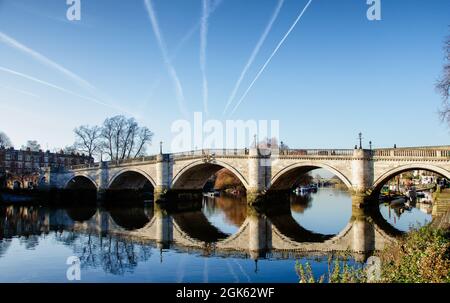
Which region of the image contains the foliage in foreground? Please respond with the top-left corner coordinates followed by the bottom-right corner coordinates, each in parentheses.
top-left (296, 225), bottom-right (450, 283)
top-left (378, 225), bottom-right (450, 283)
top-left (296, 254), bottom-right (366, 283)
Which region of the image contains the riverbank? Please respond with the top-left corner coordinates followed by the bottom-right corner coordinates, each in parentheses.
top-left (297, 224), bottom-right (450, 283)
top-left (377, 225), bottom-right (450, 282)
top-left (432, 188), bottom-right (450, 229)
top-left (297, 189), bottom-right (450, 283)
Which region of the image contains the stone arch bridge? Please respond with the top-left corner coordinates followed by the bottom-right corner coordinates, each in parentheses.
top-left (42, 146), bottom-right (450, 204)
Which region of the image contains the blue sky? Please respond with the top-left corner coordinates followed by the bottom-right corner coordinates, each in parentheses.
top-left (0, 0), bottom-right (449, 154)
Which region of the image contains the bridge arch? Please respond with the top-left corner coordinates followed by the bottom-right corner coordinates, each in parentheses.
top-left (269, 161), bottom-right (352, 191)
top-left (371, 163), bottom-right (450, 194)
top-left (172, 210), bottom-right (230, 242)
top-left (171, 160), bottom-right (249, 190)
top-left (65, 207), bottom-right (97, 222)
top-left (107, 168), bottom-right (156, 189)
top-left (64, 174), bottom-right (98, 190)
top-left (107, 207), bottom-right (153, 231)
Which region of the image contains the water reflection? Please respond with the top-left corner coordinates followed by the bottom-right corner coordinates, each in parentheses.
top-left (107, 207), bottom-right (153, 230)
top-left (202, 194), bottom-right (247, 234)
top-left (290, 188), bottom-right (352, 235)
top-left (60, 232), bottom-right (154, 275)
top-left (379, 190), bottom-right (434, 231)
top-left (0, 190), bottom-right (382, 253)
top-left (0, 188), bottom-right (448, 282)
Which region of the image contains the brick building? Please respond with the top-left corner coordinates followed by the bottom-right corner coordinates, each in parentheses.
top-left (0, 146), bottom-right (93, 189)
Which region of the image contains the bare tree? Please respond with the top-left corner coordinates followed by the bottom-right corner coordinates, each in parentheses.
top-left (21, 140), bottom-right (41, 151)
top-left (100, 115), bottom-right (153, 161)
top-left (437, 34), bottom-right (450, 125)
top-left (132, 127), bottom-right (153, 158)
top-left (63, 145), bottom-right (77, 154)
top-left (101, 115), bottom-right (127, 161)
top-left (101, 117), bottom-right (116, 160)
top-left (0, 131), bottom-right (12, 148)
top-left (74, 125), bottom-right (102, 159)
top-left (120, 118), bottom-right (138, 159)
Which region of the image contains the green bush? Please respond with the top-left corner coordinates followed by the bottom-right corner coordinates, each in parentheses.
top-left (296, 254), bottom-right (366, 283)
top-left (296, 225), bottom-right (450, 283)
top-left (378, 225), bottom-right (450, 283)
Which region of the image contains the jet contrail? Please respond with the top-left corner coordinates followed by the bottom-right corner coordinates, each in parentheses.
top-left (233, 259), bottom-right (251, 282)
top-left (171, 0), bottom-right (223, 58)
top-left (225, 260), bottom-right (240, 282)
top-left (0, 84), bottom-right (41, 99)
top-left (141, 0), bottom-right (224, 111)
top-left (200, 0), bottom-right (210, 115)
top-left (0, 66), bottom-right (132, 115)
top-left (230, 0), bottom-right (313, 116)
top-left (223, 0), bottom-right (284, 116)
top-left (144, 0), bottom-right (189, 117)
top-left (0, 31), bottom-right (96, 93)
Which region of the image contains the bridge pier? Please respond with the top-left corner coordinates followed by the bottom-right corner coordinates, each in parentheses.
top-left (154, 205), bottom-right (173, 249)
top-left (246, 191), bottom-right (266, 205)
top-left (350, 204), bottom-right (375, 254)
top-left (247, 148), bottom-right (266, 205)
top-left (351, 149), bottom-right (374, 206)
top-left (96, 189), bottom-right (107, 202)
top-left (247, 207), bottom-right (271, 259)
top-left (96, 161), bottom-right (109, 202)
top-left (154, 154), bottom-right (171, 202)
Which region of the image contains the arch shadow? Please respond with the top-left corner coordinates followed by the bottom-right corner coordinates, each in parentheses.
top-left (171, 160), bottom-right (249, 191)
top-left (63, 175), bottom-right (98, 205)
top-left (172, 210), bottom-right (230, 243)
top-left (107, 206), bottom-right (154, 231)
top-left (65, 175), bottom-right (98, 189)
top-left (106, 169), bottom-right (155, 204)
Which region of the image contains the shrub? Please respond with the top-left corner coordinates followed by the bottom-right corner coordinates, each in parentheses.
top-left (296, 254), bottom-right (366, 283)
top-left (378, 225), bottom-right (450, 283)
top-left (296, 225), bottom-right (450, 283)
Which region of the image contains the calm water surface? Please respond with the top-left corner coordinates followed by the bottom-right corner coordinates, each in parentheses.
top-left (0, 188), bottom-right (433, 282)
top-left (379, 192), bottom-right (433, 231)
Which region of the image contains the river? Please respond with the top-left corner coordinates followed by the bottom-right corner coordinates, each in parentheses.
top-left (0, 187), bottom-right (434, 282)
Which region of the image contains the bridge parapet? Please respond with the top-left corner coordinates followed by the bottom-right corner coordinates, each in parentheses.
top-left (70, 163), bottom-right (101, 170)
top-left (171, 148), bottom-right (249, 160)
top-left (280, 149), bottom-right (354, 157)
top-left (70, 156), bottom-right (158, 171)
top-left (374, 148), bottom-right (450, 158)
top-left (108, 155), bottom-right (158, 166)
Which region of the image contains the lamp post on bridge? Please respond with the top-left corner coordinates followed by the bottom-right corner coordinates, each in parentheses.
top-left (358, 132), bottom-right (363, 149)
top-left (159, 141), bottom-right (163, 154)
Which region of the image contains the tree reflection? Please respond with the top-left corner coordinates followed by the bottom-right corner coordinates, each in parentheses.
top-left (56, 231), bottom-right (153, 275)
top-left (202, 194), bottom-right (247, 227)
top-left (0, 206), bottom-right (49, 240)
top-left (290, 194), bottom-right (313, 214)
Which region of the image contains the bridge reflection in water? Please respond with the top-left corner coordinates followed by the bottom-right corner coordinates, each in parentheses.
top-left (5, 194), bottom-right (444, 263)
top-left (1, 190), bottom-right (449, 281)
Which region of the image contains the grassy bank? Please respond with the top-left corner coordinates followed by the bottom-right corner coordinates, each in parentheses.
top-left (296, 225), bottom-right (450, 283)
top-left (433, 188), bottom-right (450, 201)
